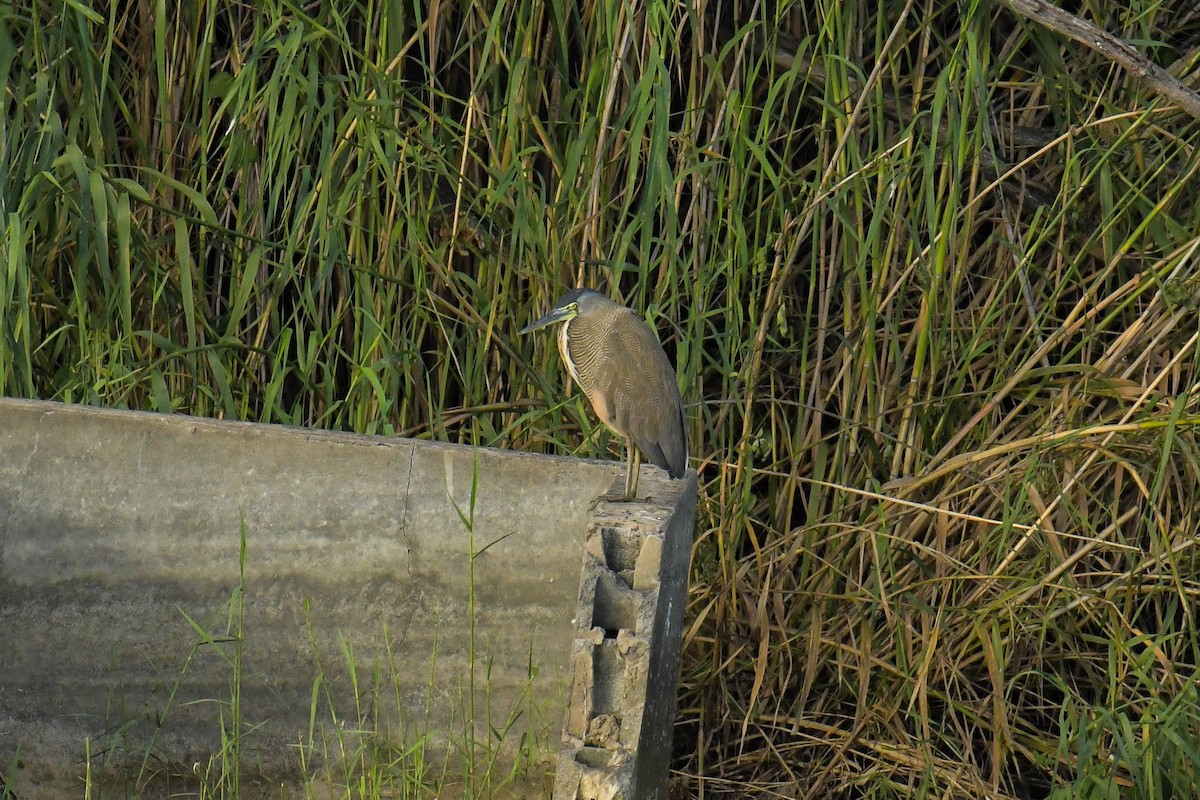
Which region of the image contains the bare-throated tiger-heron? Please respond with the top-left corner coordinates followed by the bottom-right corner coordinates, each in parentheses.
top-left (521, 288), bottom-right (688, 500)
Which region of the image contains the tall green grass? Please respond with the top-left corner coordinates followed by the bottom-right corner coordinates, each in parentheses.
top-left (4, 0), bottom-right (1200, 796)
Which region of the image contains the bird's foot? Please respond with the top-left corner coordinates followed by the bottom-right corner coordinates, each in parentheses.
top-left (592, 491), bottom-right (652, 508)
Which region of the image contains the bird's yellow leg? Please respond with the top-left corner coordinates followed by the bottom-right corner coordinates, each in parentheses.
top-left (623, 440), bottom-right (640, 500)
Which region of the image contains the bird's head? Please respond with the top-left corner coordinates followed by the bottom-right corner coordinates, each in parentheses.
top-left (520, 288), bottom-right (606, 333)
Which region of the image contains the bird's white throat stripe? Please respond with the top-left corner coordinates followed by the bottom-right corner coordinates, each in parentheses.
top-left (558, 316), bottom-right (583, 385)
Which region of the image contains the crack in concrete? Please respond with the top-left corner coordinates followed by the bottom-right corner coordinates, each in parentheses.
top-left (398, 443), bottom-right (415, 578)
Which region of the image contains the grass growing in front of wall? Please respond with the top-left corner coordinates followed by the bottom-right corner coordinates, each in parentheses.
top-left (76, 516), bottom-right (551, 800)
top-left (5, 0), bottom-right (1200, 796)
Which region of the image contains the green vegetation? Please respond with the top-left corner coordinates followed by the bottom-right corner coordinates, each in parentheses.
top-left (4, 0), bottom-right (1200, 797)
top-left (77, 516), bottom-right (547, 799)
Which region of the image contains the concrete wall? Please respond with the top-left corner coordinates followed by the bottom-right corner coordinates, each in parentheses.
top-left (0, 399), bottom-right (696, 799)
top-left (0, 400), bottom-right (621, 796)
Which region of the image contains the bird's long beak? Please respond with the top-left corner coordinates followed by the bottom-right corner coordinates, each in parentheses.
top-left (520, 306), bottom-right (572, 334)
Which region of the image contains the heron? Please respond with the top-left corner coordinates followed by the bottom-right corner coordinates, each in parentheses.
top-left (521, 288), bottom-right (688, 500)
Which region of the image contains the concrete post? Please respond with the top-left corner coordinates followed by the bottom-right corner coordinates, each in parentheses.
top-left (552, 472), bottom-right (698, 800)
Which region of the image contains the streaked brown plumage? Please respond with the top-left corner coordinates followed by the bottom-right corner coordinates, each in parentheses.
top-left (521, 288), bottom-right (688, 499)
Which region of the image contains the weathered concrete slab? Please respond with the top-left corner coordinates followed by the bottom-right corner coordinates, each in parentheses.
top-left (0, 399), bottom-right (620, 796)
top-left (0, 398), bottom-right (697, 800)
